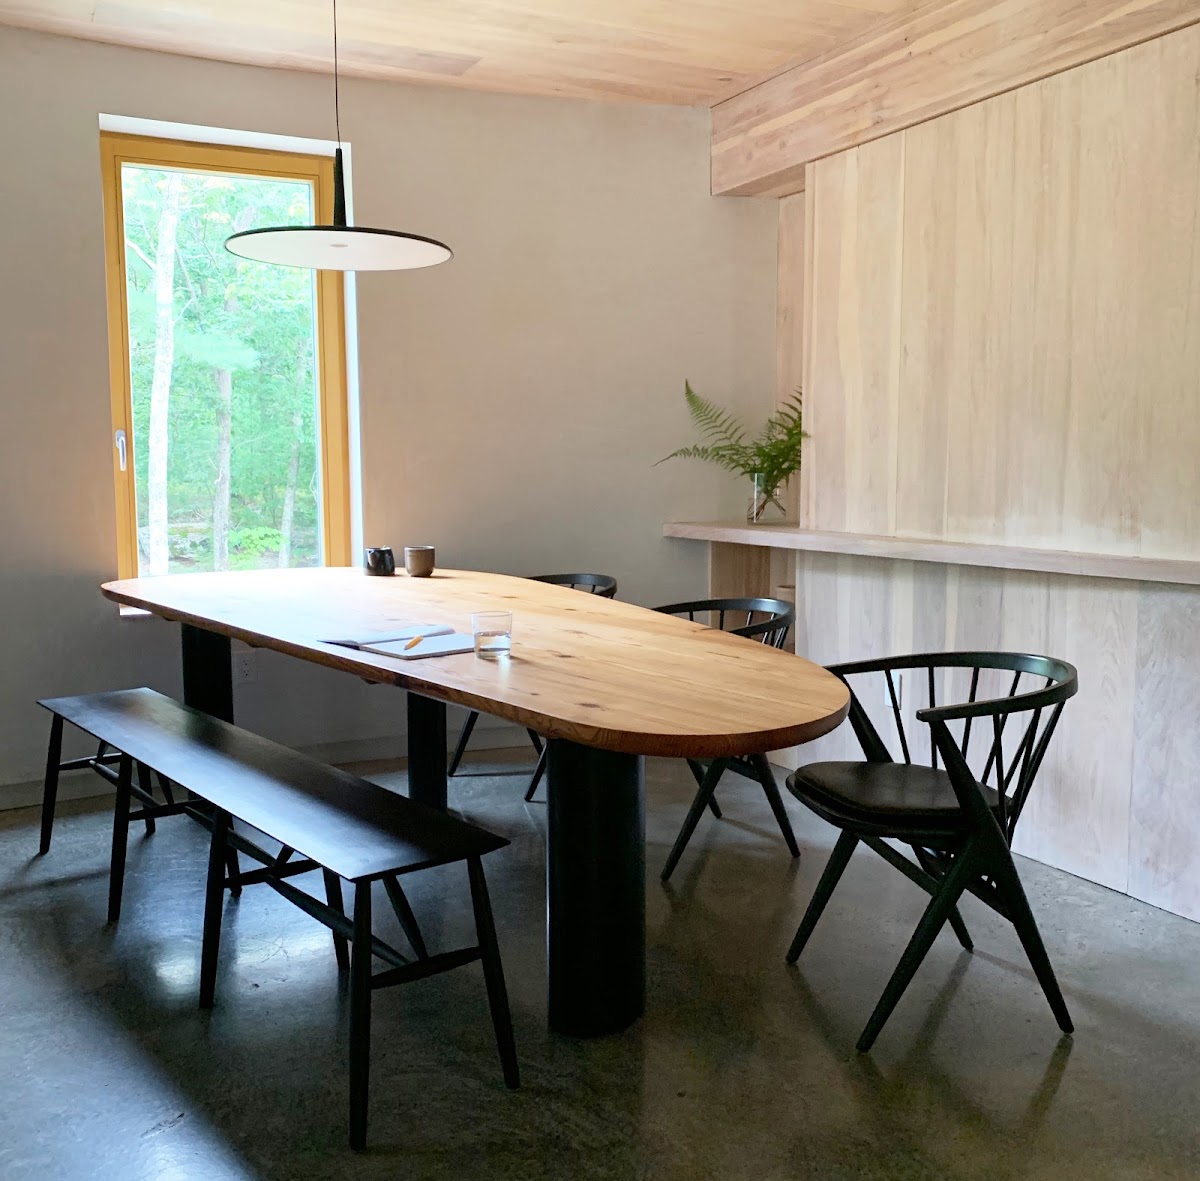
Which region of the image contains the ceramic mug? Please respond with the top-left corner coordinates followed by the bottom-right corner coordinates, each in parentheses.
top-left (364, 546), bottom-right (396, 576)
top-left (404, 546), bottom-right (436, 577)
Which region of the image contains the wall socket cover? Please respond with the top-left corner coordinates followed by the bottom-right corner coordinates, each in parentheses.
top-left (234, 650), bottom-right (256, 684)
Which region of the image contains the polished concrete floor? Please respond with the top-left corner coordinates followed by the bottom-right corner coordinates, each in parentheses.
top-left (1, 754), bottom-right (1198, 1181)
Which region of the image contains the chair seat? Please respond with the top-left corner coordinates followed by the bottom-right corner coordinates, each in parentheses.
top-left (788, 761), bottom-right (1000, 836)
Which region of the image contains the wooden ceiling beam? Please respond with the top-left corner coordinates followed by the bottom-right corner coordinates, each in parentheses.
top-left (711, 0), bottom-right (1200, 197)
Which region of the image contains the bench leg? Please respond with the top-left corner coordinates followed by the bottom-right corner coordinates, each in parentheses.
top-left (135, 762), bottom-right (157, 837)
top-left (200, 810), bottom-right (231, 1009)
top-left (349, 880), bottom-right (373, 1151)
top-left (39, 715), bottom-right (64, 856)
top-left (323, 870), bottom-right (350, 972)
top-left (468, 856), bottom-right (519, 1090)
top-left (383, 875), bottom-right (428, 960)
top-left (107, 755), bottom-right (133, 923)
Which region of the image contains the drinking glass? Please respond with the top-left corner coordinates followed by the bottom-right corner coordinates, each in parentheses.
top-left (472, 611), bottom-right (512, 659)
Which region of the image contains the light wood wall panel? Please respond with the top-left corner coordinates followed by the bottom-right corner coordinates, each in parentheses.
top-left (801, 135), bottom-right (905, 536)
top-left (804, 24), bottom-right (1200, 559)
top-left (791, 23), bottom-right (1200, 920)
top-left (711, 0), bottom-right (1200, 197)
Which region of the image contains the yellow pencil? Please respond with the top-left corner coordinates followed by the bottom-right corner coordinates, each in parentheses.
top-left (404, 635), bottom-right (424, 651)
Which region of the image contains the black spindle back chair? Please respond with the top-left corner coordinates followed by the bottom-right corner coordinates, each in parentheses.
top-left (785, 650), bottom-right (1078, 1052)
top-left (652, 597), bottom-right (798, 881)
top-left (448, 573), bottom-right (618, 800)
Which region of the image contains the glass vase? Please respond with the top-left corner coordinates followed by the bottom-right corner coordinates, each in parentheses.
top-left (747, 474), bottom-right (787, 524)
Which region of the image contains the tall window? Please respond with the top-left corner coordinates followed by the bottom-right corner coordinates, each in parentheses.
top-left (100, 133), bottom-right (350, 578)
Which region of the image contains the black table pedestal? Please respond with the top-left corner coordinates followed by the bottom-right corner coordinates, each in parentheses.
top-left (547, 739), bottom-right (645, 1037)
top-left (406, 693), bottom-right (448, 811)
top-left (181, 625), bottom-right (233, 722)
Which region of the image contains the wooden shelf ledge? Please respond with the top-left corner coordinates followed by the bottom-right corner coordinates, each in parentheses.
top-left (663, 522), bottom-right (1200, 588)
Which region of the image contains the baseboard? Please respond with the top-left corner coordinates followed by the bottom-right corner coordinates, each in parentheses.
top-left (0, 717), bottom-right (529, 813)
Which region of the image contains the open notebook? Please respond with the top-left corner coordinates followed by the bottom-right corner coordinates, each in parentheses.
top-left (361, 633), bottom-right (475, 660)
top-left (326, 624), bottom-right (452, 649)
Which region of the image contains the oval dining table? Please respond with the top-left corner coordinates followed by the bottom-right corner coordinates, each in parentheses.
top-left (102, 567), bottom-right (850, 1037)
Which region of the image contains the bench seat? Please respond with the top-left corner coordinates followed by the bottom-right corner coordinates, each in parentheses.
top-left (40, 688), bottom-right (505, 882)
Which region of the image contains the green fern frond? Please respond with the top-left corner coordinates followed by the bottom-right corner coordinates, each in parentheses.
top-left (658, 383), bottom-right (810, 497)
top-left (683, 380), bottom-right (746, 447)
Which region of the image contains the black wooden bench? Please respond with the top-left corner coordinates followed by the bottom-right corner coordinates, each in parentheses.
top-left (37, 688), bottom-right (519, 1150)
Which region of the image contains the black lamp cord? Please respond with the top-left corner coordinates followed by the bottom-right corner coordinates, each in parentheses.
top-left (330, 0), bottom-right (347, 225)
top-left (332, 0), bottom-right (342, 147)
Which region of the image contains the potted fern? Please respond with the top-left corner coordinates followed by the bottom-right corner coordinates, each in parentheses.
top-left (658, 382), bottom-right (808, 523)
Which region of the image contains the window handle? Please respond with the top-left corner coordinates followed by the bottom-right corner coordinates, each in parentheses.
top-left (115, 430), bottom-right (127, 473)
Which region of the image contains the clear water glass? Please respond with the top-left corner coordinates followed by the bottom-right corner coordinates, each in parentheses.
top-left (472, 611), bottom-right (512, 660)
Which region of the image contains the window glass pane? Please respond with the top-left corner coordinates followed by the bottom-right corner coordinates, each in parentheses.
top-left (121, 164), bottom-right (322, 574)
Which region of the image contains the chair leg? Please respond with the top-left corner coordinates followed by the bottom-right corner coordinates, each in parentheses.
top-left (447, 711), bottom-right (479, 777)
top-left (107, 755), bottom-right (133, 924)
top-left (751, 753), bottom-right (800, 859)
top-left (856, 838), bottom-right (983, 1052)
top-left (136, 762), bottom-right (157, 837)
top-left (349, 880), bottom-right (373, 1151)
top-left (39, 715), bottom-right (64, 856)
top-left (324, 869), bottom-right (350, 972)
top-left (524, 747), bottom-right (547, 802)
top-left (467, 857), bottom-right (519, 1089)
top-left (383, 874), bottom-right (428, 959)
top-left (687, 759), bottom-right (722, 819)
top-left (991, 850), bottom-right (1074, 1034)
top-left (661, 760), bottom-right (724, 883)
top-left (913, 845), bottom-right (973, 952)
top-left (786, 829), bottom-right (858, 963)
top-left (199, 810), bottom-right (231, 1009)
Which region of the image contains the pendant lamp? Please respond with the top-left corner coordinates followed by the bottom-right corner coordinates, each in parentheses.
top-left (225, 0), bottom-right (451, 272)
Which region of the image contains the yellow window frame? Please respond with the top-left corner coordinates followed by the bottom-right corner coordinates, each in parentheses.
top-left (99, 131), bottom-right (351, 577)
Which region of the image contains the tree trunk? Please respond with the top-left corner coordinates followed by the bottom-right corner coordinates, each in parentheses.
top-left (146, 172), bottom-right (184, 575)
top-left (212, 366), bottom-right (232, 570)
top-left (278, 408), bottom-right (304, 568)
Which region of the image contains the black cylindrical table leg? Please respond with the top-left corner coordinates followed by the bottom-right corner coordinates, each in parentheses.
top-left (547, 739), bottom-right (645, 1037)
top-left (181, 624), bottom-right (234, 722)
top-left (406, 693), bottom-right (448, 810)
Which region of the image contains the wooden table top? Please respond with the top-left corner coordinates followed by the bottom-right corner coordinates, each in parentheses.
top-left (102, 568), bottom-right (849, 758)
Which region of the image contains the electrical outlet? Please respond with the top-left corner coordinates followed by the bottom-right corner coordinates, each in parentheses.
top-left (234, 650), bottom-right (256, 685)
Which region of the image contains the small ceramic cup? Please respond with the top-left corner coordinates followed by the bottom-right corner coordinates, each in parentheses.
top-left (404, 546), bottom-right (436, 577)
top-left (364, 546), bottom-right (396, 576)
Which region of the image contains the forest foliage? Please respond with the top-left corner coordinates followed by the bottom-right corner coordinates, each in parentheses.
top-left (122, 164), bottom-right (323, 573)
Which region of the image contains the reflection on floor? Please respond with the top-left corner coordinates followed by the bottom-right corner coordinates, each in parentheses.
top-left (1, 753), bottom-right (1198, 1181)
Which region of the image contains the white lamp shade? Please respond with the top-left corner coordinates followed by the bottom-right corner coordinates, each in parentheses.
top-left (225, 225), bottom-right (452, 271)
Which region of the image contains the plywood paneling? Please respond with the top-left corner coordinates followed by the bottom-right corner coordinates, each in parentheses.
top-left (711, 0), bottom-right (1200, 195)
top-left (0, 0), bottom-right (925, 104)
top-left (1129, 586), bottom-right (1200, 920)
top-left (806, 24), bottom-right (1200, 561)
top-left (802, 134), bottom-right (905, 535)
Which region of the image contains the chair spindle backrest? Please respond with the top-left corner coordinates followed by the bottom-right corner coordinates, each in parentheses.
top-left (530, 573), bottom-right (618, 598)
top-left (652, 597), bottom-right (795, 650)
top-left (831, 652), bottom-right (1077, 842)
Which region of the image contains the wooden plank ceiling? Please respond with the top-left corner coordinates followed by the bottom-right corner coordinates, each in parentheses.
top-left (0, 0), bottom-right (926, 104)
